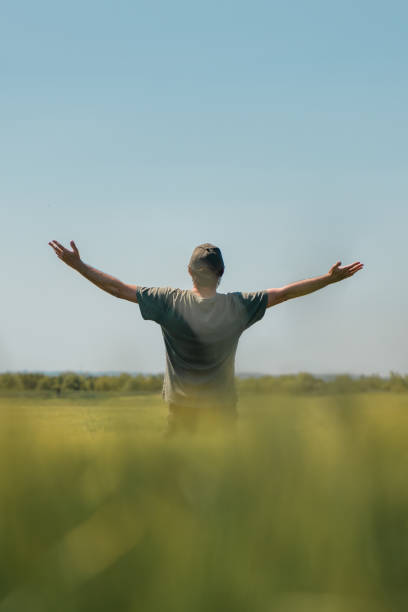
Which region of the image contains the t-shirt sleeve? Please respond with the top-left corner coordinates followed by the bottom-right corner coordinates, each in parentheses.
top-left (236, 290), bottom-right (268, 331)
top-left (135, 286), bottom-right (171, 325)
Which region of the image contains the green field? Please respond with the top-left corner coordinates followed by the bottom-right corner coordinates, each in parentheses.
top-left (1, 392), bottom-right (408, 611)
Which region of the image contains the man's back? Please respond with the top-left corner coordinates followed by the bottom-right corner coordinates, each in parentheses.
top-left (136, 287), bottom-right (268, 409)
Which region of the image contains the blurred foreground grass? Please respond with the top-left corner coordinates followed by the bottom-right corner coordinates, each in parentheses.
top-left (1, 392), bottom-right (408, 612)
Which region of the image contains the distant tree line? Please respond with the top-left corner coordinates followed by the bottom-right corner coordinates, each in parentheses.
top-left (238, 372), bottom-right (408, 394)
top-left (1, 371), bottom-right (408, 395)
top-left (0, 372), bottom-right (163, 394)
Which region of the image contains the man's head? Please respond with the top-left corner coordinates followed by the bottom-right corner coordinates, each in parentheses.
top-left (188, 243), bottom-right (225, 289)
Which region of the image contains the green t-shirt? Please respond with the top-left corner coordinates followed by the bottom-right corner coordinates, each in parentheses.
top-left (136, 287), bottom-right (268, 409)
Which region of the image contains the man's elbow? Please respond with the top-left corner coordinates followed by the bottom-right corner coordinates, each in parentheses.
top-left (104, 284), bottom-right (121, 298)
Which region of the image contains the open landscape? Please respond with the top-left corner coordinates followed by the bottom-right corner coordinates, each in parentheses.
top-left (3, 0), bottom-right (407, 609)
top-left (1, 383), bottom-right (408, 612)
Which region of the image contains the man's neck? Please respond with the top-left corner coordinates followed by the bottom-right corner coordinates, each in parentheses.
top-left (191, 285), bottom-right (217, 298)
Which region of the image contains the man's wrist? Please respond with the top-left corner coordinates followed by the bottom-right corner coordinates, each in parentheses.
top-left (72, 258), bottom-right (85, 272)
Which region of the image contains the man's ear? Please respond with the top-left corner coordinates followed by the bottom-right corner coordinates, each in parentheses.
top-left (188, 266), bottom-right (193, 278)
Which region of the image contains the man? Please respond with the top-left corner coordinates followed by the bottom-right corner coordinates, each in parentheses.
top-left (49, 240), bottom-right (363, 433)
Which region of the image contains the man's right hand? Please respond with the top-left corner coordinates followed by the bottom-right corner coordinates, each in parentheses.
top-left (48, 240), bottom-right (139, 302)
top-left (49, 240), bottom-right (82, 270)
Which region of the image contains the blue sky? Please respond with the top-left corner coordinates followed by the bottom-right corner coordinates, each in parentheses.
top-left (1, 1), bottom-right (407, 375)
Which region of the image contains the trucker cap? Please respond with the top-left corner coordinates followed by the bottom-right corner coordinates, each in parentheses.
top-left (189, 243), bottom-right (224, 274)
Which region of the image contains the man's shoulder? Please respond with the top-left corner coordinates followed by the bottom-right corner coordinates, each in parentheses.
top-left (136, 286), bottom-right (181, 297)
top-left (222, 290), bottom-right (267, 303)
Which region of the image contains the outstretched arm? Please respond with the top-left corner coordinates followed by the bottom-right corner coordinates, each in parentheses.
top-left (266, 260), bottom-right (364, 308)
top-left (48, 240), bottom-right (138, 303)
